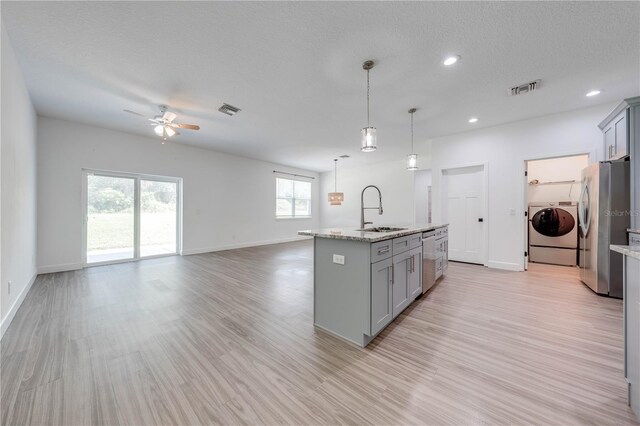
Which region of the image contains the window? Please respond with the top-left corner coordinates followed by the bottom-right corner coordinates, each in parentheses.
top-left (276, 177), bottom-right (311, 218)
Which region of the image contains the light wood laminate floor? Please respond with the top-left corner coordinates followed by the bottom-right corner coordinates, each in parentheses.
top-left (1, 240), bottom-right (638, 425)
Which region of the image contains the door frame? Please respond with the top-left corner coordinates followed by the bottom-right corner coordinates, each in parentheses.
top-left (435, 161), bottom-right (489, 267)
top-left (81, 168), bottom-right (183, 267)
top-left (521, 150), bottom-right (595, 271)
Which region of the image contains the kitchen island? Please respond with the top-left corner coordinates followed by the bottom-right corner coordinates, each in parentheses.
top-left (299, 224), bottom-right (448, 347)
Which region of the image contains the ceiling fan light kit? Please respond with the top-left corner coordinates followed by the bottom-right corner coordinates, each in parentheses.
top-left (124, 104), bottom-right (200, 142)
top-left (361, 60), bottom-right (377, 152)
top-left (165, 126), bottom-right (177, 137)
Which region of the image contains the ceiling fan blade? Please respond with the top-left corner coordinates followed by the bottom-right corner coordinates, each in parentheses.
top-left (162, 111), bottom-right (177, 123)
top-left (124, 109), bottom-right (147, 117)
top-left (149, 118), bottom-right (162, 124)
top-left (172, 123), bottom-right (200, 130)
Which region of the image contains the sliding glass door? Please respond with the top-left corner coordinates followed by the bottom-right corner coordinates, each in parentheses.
top-left (85, 171), bottom-right (181, 265)
top-left (86, 175), bottom-right (135, 263)
top-left (140, 179), bottom-right (178, 257)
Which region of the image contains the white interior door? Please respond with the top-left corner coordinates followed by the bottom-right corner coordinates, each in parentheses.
top-left (442, 165), bottom-right (485, 264)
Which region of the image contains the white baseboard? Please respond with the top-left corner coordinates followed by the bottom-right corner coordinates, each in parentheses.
top-left (36, 237), bottom-right (312, 272)
top-left (38, 262), bottom-right (83, 274)
top-left (486, 260), bottom-right (523, 272)
top-left (1, 272), bottom-right (37, 340)
top-left (183, 235), bottom-right (312, 256)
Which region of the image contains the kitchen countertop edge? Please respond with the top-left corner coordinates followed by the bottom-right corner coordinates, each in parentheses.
top-left (610, 244), bottom-right (640, 261)
top-left (298, 224), bottom-right (448, 242)
top-left (628, 228), bottom-right (640, 234)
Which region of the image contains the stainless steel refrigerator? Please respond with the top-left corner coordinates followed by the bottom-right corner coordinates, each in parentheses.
top-left (578, 161), bottom-right (630, 298)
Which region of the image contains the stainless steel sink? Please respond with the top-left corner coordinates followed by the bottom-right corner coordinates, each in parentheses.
top-left (357, 227), bottom-right (408, 233)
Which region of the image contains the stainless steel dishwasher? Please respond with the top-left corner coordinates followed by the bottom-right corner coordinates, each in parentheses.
top-left (422, 230), bottom-right (437, 293)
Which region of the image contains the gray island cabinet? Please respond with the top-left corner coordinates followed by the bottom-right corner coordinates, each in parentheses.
top-left (299, 225), bottom-right (447, 347)
top-left (611, 244), bottom-right (640, 418)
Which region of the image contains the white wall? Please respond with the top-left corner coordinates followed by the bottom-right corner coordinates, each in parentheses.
top-left (431, 102), bottom-right (616, 271)
top-left (1, 25), bottom-right (38, 337)
top-left (319, 160), bottom-right (416, 229)
top-left (527, 155), bottom-right (589, 203)
top-left (413, 169), bottom-right (432, 225)
top-left (37, 117), bottom-right (320, 272)
top-left (320, 103), bottom-right (616, 271)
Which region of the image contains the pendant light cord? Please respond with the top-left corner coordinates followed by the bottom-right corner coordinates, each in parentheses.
top-left (410, 111), bottom-right (414, 153)
top-left (366, 69), bottom-right (371, 127)
top-left (334, 159), bottom-right (338, 192)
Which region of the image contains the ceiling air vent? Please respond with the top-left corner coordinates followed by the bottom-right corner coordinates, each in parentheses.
top-left (510, 80), bottom-right (541, 96)
top-left (218, 103), bottom-right (241, 116)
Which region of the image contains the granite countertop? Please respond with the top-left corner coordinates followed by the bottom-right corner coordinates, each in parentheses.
top-left (298, 224), bottom-right (447, 242)
top-left (610, 245), bottom-right (640, 261)
top-left (628, 229), bottom-right (640, 234)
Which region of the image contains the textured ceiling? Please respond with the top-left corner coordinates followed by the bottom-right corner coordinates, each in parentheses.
top-left (2, 1), bottom-right (639, 172)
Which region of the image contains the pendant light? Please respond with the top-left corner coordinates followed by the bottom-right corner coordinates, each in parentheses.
top-left (328, 159), bottom-right (344, 206)
top-left (406, 108), bottom-right (418, 170)
top-left (361, 60), bottom-right (377, 152)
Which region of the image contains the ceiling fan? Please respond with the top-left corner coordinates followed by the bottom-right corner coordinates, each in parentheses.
top-left (124, 105), bottom-right (200, 142)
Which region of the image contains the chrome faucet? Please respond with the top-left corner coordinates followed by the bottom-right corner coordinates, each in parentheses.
top-left (360, 185), bottom-right (383, 229)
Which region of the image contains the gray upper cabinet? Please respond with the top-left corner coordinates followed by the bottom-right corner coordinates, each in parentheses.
top-left (614, 113), bottom-right (628, 159)
top-left (392, 250), bottom-right (411, 318)
top-left (603, 111), bottom-right (627, 161)
top-left (604, 124), bottom-right (616, 160)
top-left (632, 103), bottom-right (640, 231)
top-left (408, 246), bottom-right (423, 299)
top-left (600, 97), bottom-right (640, 230)
top-left (600, 98), bottom-right (639, 161)
top-left (370, 257), bottom-right (393, 336)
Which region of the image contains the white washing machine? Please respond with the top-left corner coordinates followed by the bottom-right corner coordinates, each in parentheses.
top-left (528, 202), bottom-right (578, 266)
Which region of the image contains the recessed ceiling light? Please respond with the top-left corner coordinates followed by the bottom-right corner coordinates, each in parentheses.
top-left (586, 90), bottom-right (601, 97)
top-left (468, 117), bottom-right (478, 123)
top-left (443, 55), bottom-right (460, 66)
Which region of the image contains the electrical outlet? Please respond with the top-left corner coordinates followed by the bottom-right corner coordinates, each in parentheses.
top-left (8, 281), bottom-right (11, 295)
top-left (333, 254), bottom-right (345, 265)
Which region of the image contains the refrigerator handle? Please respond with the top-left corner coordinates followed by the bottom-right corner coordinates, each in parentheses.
top-left (578, 181), bottom-right (591, 236)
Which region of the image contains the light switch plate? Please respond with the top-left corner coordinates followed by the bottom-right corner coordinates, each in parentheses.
top-left (333, 254), bottom-right (345, 265)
